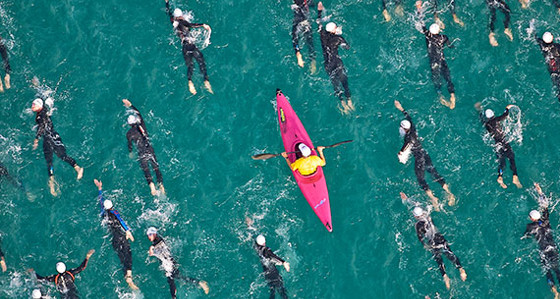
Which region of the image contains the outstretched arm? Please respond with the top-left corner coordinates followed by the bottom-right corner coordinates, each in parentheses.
top-left (165, 0), bottom-right (174, 23)
top-left (316, 2), bottom-right (324, 29)
top-left (94, 179), bottom-right (105, 215)
top-left (70, 250), bottom-right (94, 275)
top-left (495, 105), bottom-right (513, 122)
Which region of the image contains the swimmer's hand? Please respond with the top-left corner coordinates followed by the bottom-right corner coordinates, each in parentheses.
top-left (415, 0), bottom-right (423, 11)
top-left (283, 262), bottom-right (290, 272)
top-left (86, 249), bottom-right (95, 259)
top-left (203, 24), bottom-right (211, 31)
top-left (94, 179), bottom-right (102, 190)
top-left (122, 99), bottom-right (132, 107)
top-left (505, 104), bottom-right (514, 110)
top-left (400, 192), bottom-right (408, 201)
top-left (0, 258), bottom-right (6, 272)
top-left (318, 2), bottom-right (324, 11)
top-left (394, 100), bottom-right (404, 111)
top-left (534, 182), bottom-right (543, 195)
top-left (474, 102), bottom-right (482, 110)
top-left (32, 139), bottom-right (38, 150)
top-left (148, 246), bottom-right (154, 256)
top-left (126, 231), bottom-right (135, 242)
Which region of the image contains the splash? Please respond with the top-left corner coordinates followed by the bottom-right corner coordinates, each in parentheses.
top-left (503, 105), bottom-right (523, 145)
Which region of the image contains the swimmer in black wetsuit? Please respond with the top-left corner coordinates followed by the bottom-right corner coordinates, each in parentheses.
top-left (475, 102), bottom-right (521, 189)
top-left (31, 249), bottom-right (94, 299)
top-left (415, 6), bottom-right (457, 109)
top-left (292, 0), bottom-right (317, 73)
top-left (246, 217), bottom-right (290, 299)
top-left (316, 2), bottom-right (355, 114)
top-left (0, 36), bottom-right (10, 92)
top-left (533, 31), bottom-right (560, 102)
top-left (31, 98), bottom-right (83, 197)
top-left (401, 193), bottom-right (467, 290)
top-left (146, 227), bottom-right (209, 298)
top-left (123, 99), bottom-right (165, 196)
top-left (486, 0), bottom-right (512, 46)
top-left (522, 183), bottom-right (560, 299)
top-left (395, 101), bottom-right (455, 210)
top-left (165, 0), bottom-right (213, 95)
top-left (94, 179), bottom-right (138, 290)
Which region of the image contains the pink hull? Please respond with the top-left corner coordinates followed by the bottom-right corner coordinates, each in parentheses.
top-left (276, 90), bottom-right (332, 232)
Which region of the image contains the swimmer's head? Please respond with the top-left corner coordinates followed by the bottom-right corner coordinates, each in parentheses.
top-left (484, 109), bottom-right (494, 119)
top-left (530, 210), bottom-right (541, 221)
top-left (103, 200), bottom-right (113, 210)
top-left (298, 143), bottom-right (312, 157)
top-left (413, 206), bottom-right (425, 217)
top-left (173, 8), bottom-right (183, 18)
top-left (400, 120), bottom-right (411, 131)
top-left (326, 22), bottom-right (337, 34)
top-left (56, 262), bottom-right (66, 274)
top-left (256, 234), bottom-right (266, 246)
top-left (429, 23), bottom-right (440, 35)
top-left (544, 32), bottom-right (554, 44)
top-left (32, 98), bottom-right (43, 112)
top-left (32, 289), bottom-right (42, 299)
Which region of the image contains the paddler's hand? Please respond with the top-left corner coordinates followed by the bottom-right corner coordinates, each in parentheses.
top-left (283, 262), bottom-right (290, 272)
top-left (318, 2), bottom-right (324, 11)
top-left (122, 99), bottom-right (132, 108)
top-left (394, 100), bottom-right (404, 112)
top-left (317, 146), bottom-right (325, 152)
top-left (281, 152), bottom-right (288, 158)
top-left (126, 231), bottom-right (135, 242)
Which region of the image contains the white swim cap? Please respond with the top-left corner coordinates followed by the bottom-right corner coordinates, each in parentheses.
top-left (256, 234), bottom-right (266, 246)
top-left (485, 109), bottom-right (494, 119)
top-left (400, 120), bottom-right (411, 130)
top-left (32, 98), bottom-right (43, 110)
top-left (530, 210), bottom-right (541, 220)
top-left (146, 227), bottom-right (157, 236)
top-left (173, 8), bottom-right (183, 18)
top-left (544, 32), bottom-right (554, 44)
top-left (298, 143), bottom-right (312, 157)
top-left (429, 23), bottom-right (440, 35)
top-left (127, 115), bottom-right (139, 125)
top-left (32, 289), bottom-right (42, 299)
top-left (326, 22), bottom-right (337, 33)
top-left (56, 262), bottom-right (66, 274)
top-left (413, 206), bottom-right (424, 217)
top-left (103, 199), bottom-right (113, 210)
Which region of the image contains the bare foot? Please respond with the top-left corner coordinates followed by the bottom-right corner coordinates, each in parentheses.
top-left (447, 193), bottom-right (456, 206)
top-left (489, 32), bottom-right (498, 47)
top-left (125, 271), bottom-right (139, 290)
top-left (497, 176), bottom-right (507, 189)
top-left (296, 51), bottom-right (304, 67)
top-left (199, 281), bottom-right (210, 294)
top-left (459, 268), bottom-right (467, 281)
top-left (188, 80), bottom-right (197, 95)
top-left (4, 74), bottom-right (10, 89)
top-left (513, 175), bottom-right (522, 188)
top-left (204, 80), bottom-right (213, 94)
top-left (159, 184), bottom-right (166, 195)
top-left (426, 190), bottom-right (440, 211)
top-left (439, 96), bottom-right (451, 108)
top-left (49, 177), bottom-right (58, 196)
top-left (149, 182), bottom-right (157, 196)
top-left (75, 166), bottom-right (84, 180)
top-left (453, 14), bottom-right (464, 26)
top-left (310, 59), bottom-right (317, 74)
top-left (395, 5), bottom-right (404, 16)
top-left (443, 274), bottom-right (451, 289)
top-left (346, 98), bottom-right (355, 111)
top-left (504, 28), bottom-right (513, 41)
top-left (383, 9), bottom-right (392, 22)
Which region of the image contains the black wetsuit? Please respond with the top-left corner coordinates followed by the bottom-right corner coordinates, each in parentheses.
top-left (524, 206), bottom-right (560, 287)
top-left (400, 110), bottom-right (446, 191)
top-left (486, 0), bottom-right (510, 32)
top-left (0, 38), bottom-right (10, 76)
top-left (166, 2), bottom-right (209, 81)
top-left (480, 108), bottom-right (517, 178)
top-left (126, 105), bottom-right (163, 186)
top-left (416, 217), bottom-right (462, 276)
top-left (254, 242), bottom-right (288, 299)
top-left (536, 37), bottom-right (560, 101)
top-left (98, 190), bottom-right (132, 276)
top-left (0, 163), bottom-right (23, 190)
top-left (421, 26), bottom-right (454, 95)
top-left (35, 108), bottom-right (77, 177)
top-left (151, 235), bottom-right (200, 298)
top-left (317, 9), bottom-right (351, 101)
top-left (36, 258), bottom-right (89, 299)
top-left (292, 0), bottom-right (316, 59)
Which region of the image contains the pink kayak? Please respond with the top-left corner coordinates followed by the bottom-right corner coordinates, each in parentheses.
top-left (276, 89), bottom-right (332, 232)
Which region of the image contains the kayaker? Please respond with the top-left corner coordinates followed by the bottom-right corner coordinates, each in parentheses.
top-left (291, 0), bottom-right (317, 73)
top-left (146, 227), bottom-right (209, 298)
top-left (31, 249), bottom-right (95, 299)
top-left (522, 183), bottom-right (560, 299)
top-left (0, 35), bottom-right (10, 92)
top-left (94, 179), bottom-right (139, 290)
top-left (164, 0), bottom-right (213, 95)
top-left (281, 143), bottom-right (326, 176)
top-left (31, 97), bottom-right (84, 197)
top-left (123, 99), bottom-right (165, 196)
top-left (486, 0), bottom-right (512, 46)
top-left (246, 217), bottom-right (290, 299)
top-left (316, 2), bottom-right (354, 114)
top-left (402, 193), bottom-right (467, 290)
top-left (395, 100), bottom-right (455, 210)
top-left (474, 103), bottom-right (521, 189)
top-left (415, 3), bottom-right (456, 109)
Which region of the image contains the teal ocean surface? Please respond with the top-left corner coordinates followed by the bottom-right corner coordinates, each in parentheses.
top-left (1, 0), bottom-right (560, 298)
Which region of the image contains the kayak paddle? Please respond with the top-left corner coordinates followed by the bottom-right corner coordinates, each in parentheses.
top-left (252, 140), bottom-right (353, 160)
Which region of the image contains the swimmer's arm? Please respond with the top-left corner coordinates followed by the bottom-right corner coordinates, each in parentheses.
top-left (316, 2), bottom-right (324, 28)
top-left (494, 107), bottom-right (510, 122)
top-left (165, 0), bottom-right (174, 23)
top-left (339, 36), bottom-right (350, 50)
top-left (70, 250), bottom-right (94, 275)
top-left (112, 210), bottom-right (130, 231)
top-left (35, 273), bottom-right (56, 282)
top-left (444, 35), bottom-right (454, 48)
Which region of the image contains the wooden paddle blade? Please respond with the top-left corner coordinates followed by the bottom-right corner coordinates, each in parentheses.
top-left (325, 140), bottom-right (353, 149)
top-left (252, 153), bottom-right (280, 160)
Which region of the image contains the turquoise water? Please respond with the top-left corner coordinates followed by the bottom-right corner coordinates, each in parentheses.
top-left (1, 0), bottom-right (560, 298)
